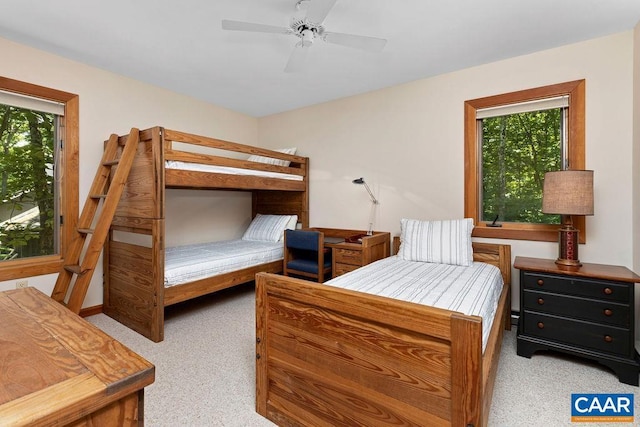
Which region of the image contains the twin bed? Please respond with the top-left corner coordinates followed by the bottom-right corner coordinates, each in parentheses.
top-left (103, 127), bottom-right (309, 342)
top-left (255, 218), bottom-right (512, 427)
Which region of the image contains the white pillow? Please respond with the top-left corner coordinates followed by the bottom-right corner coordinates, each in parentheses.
top-left (247, 147), bottom-right (297, 167)
top-left (242, 214), bottom-right (294, 242)
top-left (398, 218), bottom-right (474, 266)
top-left (279, 215), bottom-right (299, 241)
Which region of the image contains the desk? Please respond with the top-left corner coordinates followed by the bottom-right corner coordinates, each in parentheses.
top-left (0, 287), bottom-right (155, 426)
top-left (312, 228), bottom-right (391, 277)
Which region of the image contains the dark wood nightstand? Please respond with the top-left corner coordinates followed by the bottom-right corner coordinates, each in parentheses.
top-left (515, 256), bottom-right (640, 385)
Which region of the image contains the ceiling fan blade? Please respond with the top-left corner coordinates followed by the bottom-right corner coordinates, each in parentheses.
top-left (305, 0), bottom-right (337, 24)
top-left (322, 32), bottom-right (387, 52)
top-left (221, 19), bottom-right (291, 34)
top-left (284, 43), bottom-right (310, 73)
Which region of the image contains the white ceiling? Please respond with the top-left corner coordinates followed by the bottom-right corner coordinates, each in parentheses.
top-left (2, 0), bottom-right (640, 117)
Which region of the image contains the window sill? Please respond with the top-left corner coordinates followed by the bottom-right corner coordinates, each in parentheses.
top-left (472, 220), bottom-right (586, 244)
top-left (0, 256), bottom-right (64, 281)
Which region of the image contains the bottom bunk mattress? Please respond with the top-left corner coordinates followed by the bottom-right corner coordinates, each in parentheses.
top-left (324, 256), bottom-right (504, 351)
top-left (164, 239), bottom-right (283, 287)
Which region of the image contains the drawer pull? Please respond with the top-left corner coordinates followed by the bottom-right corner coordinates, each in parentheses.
top-left (604, 309), bottom-right (613, 317)
top-left (537, 279), bottom-right (544, 286)
top-left (537, 298), bottom-right (544, 305)
top-left (603, 287), bottom-right (613, 295)
top-left (604, 335), bottom-right (613, 343)
top-left (537, 322), bottom-right (544, 329)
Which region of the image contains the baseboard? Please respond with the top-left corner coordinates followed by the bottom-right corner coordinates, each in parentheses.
top-left (79, 304), bottom-right (102, 318)
top-left (511, 311), bottom-right (519, 327)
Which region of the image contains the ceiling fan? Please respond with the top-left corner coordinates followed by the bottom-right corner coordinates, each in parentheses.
top-left (221, 0), bottom-right (387, 72)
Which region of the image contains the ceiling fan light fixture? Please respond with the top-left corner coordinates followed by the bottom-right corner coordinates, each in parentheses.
top-left (300, 28), bottom-right (315, 46)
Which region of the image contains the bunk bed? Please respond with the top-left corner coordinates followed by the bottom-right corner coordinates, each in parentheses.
top-left (255, 220), bottom-right (512, 427)
top-left (103, 126), bottom-right (309, 342)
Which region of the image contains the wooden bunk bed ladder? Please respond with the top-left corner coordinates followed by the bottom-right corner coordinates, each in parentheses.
top-left (51, 128), bottom-right (140, 313)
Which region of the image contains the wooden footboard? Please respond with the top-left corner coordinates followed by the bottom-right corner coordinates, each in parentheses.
top-left (104, 240), bottom-right (165, 342)
top-left (255, 244), bottom-right (511, 427)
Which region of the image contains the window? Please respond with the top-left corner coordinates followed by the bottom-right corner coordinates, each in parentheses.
top-left (464, 80), bottom-right (585, 242)
top-left (0, 77), bottom-right (78, 280)
top-left (0, 94), bottom-right (62, 260)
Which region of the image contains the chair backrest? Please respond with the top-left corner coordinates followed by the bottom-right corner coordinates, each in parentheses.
top-left (285, 229), bottom-right (321, 251)
top-left (284, 229), bottom-right (331, 282)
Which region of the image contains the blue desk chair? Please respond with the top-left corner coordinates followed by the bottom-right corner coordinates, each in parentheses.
top-left (283, 229), bottom-right (332, 282)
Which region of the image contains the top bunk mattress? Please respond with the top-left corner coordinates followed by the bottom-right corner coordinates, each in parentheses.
top-left (165, 161), bottom-right (304, 181)
top-left (164, 239), bottom-right (283, 287)
top-left (325, 256), bottom-right (504, 352)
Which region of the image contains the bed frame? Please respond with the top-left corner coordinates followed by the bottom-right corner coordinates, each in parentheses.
top-left (103, 126), bottom-right (309, 342)
top-left (255, 241), bottom-right (511, 427)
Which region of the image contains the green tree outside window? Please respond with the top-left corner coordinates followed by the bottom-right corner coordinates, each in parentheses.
top-left (0, 104), bottom-right (57, 260)
top-left (480, 109), bottom-right (563, 225)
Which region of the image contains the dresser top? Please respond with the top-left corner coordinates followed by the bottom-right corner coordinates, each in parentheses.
top-left (0, 287), bottom-right (154, 425)
top-left (514, 256), bottom-right (640, 283)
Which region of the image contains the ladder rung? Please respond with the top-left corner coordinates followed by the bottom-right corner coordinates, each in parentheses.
top-left (77, 228), bottom-right (94, 234)
top-left (64, 265), bottom-right (86, 275)
top-left (103, 159), bottom-right (120, 166)
top-left (90, 194), bottom-right (107, 199)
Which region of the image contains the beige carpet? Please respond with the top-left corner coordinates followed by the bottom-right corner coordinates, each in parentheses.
top-left (87, 283), bottom-right (639, 427)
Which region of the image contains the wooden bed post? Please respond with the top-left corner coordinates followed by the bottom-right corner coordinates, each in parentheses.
top-left (451, 313), bottom-right (483, 427)
top-left (151, 218), bottom-right (165, 342)
top-left (255, 273), bottom-right (268, 416)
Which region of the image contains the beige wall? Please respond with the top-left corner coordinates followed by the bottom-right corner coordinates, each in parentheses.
top-left (259, 31), bottom-right (637, 313)
top-left (0, 30), bottom-right (637, 317)
top-left (0, 36), bottom-right (258, 306)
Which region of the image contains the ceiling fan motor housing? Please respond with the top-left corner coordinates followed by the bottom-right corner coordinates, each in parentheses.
top-left (290, 18), bottom-right (325, 46)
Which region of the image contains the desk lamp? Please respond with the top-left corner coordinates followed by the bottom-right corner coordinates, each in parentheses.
top-left (542, 170), bottom-right (594, 266)
top-left (353, 177), bottom-right (378, 235)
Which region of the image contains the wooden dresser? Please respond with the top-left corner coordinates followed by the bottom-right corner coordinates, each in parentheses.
top-left (312, 228), bottom-right (391, 277)
top-left (0, 287), bottom-right (155, 426)
top-left (515, 256), bottom-right (640, 385)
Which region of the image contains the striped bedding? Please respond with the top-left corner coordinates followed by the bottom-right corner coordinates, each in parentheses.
top-left (165, 161), bottom-right (303, 181)
top-left (325, 256), bottom-right (504, 351)
top-left (164, 240), bottom-right (283, 287)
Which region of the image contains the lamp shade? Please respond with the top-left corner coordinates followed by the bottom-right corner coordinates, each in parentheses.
top-left (542, 170), bottom-right (594, 216)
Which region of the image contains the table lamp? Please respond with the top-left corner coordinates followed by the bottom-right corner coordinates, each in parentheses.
top-left (353, 177), bottom-right (378, 235)
top-left (542, 170), bottom-right (594, 267)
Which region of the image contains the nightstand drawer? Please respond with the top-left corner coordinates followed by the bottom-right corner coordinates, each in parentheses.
top-left (334, 248), bottom-right (362, 266)
top-left (334, 263), bottom-right (359, 276)
top-left (522, 272), bottom-right (629, 303)
top-left (522, 290), bottom-right (630, 327)
top-left (522, 311), bottom-right (631, 356)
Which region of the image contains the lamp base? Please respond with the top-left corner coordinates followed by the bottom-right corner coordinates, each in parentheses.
top-left (555, 224), bottom-right (581, 267)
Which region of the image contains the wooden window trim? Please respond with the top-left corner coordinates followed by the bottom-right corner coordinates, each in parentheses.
top-left (0, 77), bottom-right (78, 280)
top-left (464, 79), bottom-right (586, 242)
